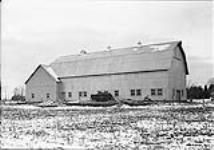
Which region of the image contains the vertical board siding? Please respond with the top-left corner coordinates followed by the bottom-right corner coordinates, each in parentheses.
top-left (26, 67), bottom-right (57, 102)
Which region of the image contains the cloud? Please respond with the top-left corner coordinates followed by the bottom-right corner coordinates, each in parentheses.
top-left (187, 56), bottom-right (214, 85)
top-left (1, 0), bottom-right (213, 98)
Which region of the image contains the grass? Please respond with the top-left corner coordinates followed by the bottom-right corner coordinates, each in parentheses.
top-left (1, 102), bottom-right (214, 149)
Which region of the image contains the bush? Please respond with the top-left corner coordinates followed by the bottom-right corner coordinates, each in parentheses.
top-left (91, 91), bottom-right (114, 102)
top-left (11, 95), bottom-right (25, 101)
top-left (144, 95), bottom-right (152, 101)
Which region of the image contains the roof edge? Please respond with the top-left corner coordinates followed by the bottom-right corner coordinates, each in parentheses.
top-left (177, 41), bottom-right (189, 75)
top-left (25, 64), bottom-right (60, 84)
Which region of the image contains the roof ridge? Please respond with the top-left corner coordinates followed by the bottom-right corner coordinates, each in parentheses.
top-left (57, 46), bottom-right (136, 59)
top-left (54, 41), bottom-right (181, 60)
top-left (51, 48), bottom-right (171, 65)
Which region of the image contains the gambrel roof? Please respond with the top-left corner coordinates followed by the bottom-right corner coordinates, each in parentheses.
top-left (25, 41), bottom-right (188, 83)
top-left (50, 41), bottom-right (188, 78)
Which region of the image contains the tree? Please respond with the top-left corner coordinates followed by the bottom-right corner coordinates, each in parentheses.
top-left (203, 85), bottom-right (209, 99)
top-left (209, 84), bottom-right (214, 93)
top-left (187, 85), bottom-right (205, 100)
top-left (11, 86), bottom-right (25, 101)
top-left (208, 84), bottom-right (214, 99)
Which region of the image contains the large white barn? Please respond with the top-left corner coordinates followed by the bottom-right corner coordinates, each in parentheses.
top-left (25, 41), bottom-right (189, 102)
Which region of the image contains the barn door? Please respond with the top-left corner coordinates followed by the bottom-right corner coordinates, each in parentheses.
top-left (176, 90), bottom-right (181, 101)
top-left (60, 92), bottom-right (66, 101)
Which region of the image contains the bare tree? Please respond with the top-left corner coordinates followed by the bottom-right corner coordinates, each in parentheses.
top-left (19, 85), bottom-right (25, 96)
top-left (13, 87), bottom-right (19, 96)
top-left (12, 85), bottom-right (25, 101)
top-left (3, 85), bottom-right (9, 100)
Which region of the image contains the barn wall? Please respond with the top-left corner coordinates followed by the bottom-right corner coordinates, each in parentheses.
top-left (168, 47), bottom-right (187, 100)
top-left (25, 67), bottom-right (57, 102)
top-left (58, 71), bottom-right (169, 101)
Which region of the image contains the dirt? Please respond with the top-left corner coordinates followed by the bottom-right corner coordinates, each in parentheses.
top-left (0, 103), bottom-right (214, 149)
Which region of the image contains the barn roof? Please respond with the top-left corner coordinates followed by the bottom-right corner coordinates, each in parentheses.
top-left (25, 41), bottom-right (188, 84)
top-left (25, 64), bottom-right (60, 84)
top-left (42, 65), bottom-right (60, 82)
top-left (49, 41), bottom-right (188, 78)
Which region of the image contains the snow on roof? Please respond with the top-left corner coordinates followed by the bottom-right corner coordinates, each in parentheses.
top-left (150, 44), bottom-right (171, 52)
top-left (26, 41), bottom-right (188, 83)
top-left (49, 41), bottom-right (187, 78)
top-left (25, 64), bottom-right (61, 84)
top-left (42, 65), bottom-right (60, 82)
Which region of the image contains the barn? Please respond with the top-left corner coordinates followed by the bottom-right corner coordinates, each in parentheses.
top-left (25, 41), bottom-right (189, 103)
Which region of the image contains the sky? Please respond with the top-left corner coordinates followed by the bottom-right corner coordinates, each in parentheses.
top-left (1, 0), bottom-right (213, 98)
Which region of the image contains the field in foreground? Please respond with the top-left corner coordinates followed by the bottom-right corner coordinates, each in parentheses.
top-left (1, 103), bottom-right (214, 150)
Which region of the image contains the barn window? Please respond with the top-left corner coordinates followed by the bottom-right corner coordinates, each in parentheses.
top-left (79, 91), bottom-right (87, 97)
top-left (46, 93), bottom-right (50, 98)
top-left (151, 89), bottom-right (156, 96)
top-left (68, 92), bottom-right (72, 98)
top-left (31, 93), bottom-right (35, 99)
top-left (130, 89), bottom-right (135, 96)
top-left (61, 92), bottom-right (65, 97)
top-left (79, 92), bottom-right (82, 97)
top-left (136, 89), bottom-right (141, 96)
top-left (83, 91), bottom-right (87, 97)
top-left (114, 90), bottom-right (119, 97)
top-left (181, 90), bottom-right (184, 96)
top-left (158, 89), bottom-right (163, 96)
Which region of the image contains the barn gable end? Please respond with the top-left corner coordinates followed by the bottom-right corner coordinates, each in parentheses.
top-left (25, 65), bottom-right (59, 102)
top-left (167, 42), bottom-right (188, 101)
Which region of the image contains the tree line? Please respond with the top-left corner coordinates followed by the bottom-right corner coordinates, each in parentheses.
top-left (11, 86), bottom-right (25, 101)
top-left (187, 84), bottom-right (214, 100)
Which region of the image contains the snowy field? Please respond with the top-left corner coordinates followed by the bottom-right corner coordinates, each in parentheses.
top-left (0, 103), bottom-right (214, 150)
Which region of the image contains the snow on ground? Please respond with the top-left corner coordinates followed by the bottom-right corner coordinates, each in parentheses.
top-left (1, 103), bottom-right (214, 149)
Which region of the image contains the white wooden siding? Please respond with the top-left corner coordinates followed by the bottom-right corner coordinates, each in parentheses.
top-left (26, 67), bottom-right (57, 102)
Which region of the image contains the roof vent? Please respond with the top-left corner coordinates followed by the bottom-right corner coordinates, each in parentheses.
top-left (137, 41), bottom-right (142, 47)
top-left (80, 49), bottom-right (87, 54)
top-left (107, 45), bottom-right (111, 51)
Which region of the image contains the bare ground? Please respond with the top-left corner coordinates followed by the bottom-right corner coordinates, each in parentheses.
top-left (0, 103), bottom-right (214, 150)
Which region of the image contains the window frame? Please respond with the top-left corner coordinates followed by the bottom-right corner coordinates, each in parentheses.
top-left (79, 91), bottom-right (82, 97)
top-left (83, 91), bottom-right (87, 97)
top-left (136, 89), bottom-right (141, 96)
top-left (46, 93), bottom-right (50, 99)
top-left (68, 92), bottom-right (72, 98)
top-left (31, 93), bottom-right (35, 99)
top-left (130, 89), bottom-right (135, 96)
top-left (151, 89), bottom-right (156, 96)
top-left (157, 89), bottom-right (163, 96)
top-left (114, 90), bottom-right (119, 97)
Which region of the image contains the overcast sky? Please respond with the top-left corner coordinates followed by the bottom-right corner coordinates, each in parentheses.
top-left (1, 0), bottom-right (213, 98)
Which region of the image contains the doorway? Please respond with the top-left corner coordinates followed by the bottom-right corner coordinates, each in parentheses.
top-left (176, 90), bottom-right (181, 101)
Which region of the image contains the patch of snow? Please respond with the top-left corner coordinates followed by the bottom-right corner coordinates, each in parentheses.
top-left (150, 44), bottom-right (171, 51)
top-left (45, 67), bottom-right (60, 82)
top-left (1, 105), bottom-right (38, 109)
top-left (1, 103), bottom-right (214, 149)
